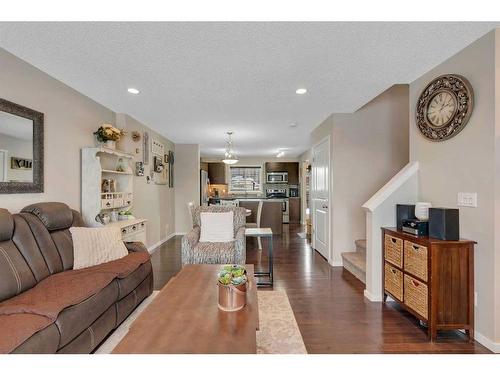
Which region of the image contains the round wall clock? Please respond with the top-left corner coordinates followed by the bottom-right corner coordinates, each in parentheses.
top-left (416, 74), bottom-right (474, 142)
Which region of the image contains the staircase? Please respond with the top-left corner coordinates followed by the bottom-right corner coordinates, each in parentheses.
top-left (341, 239), bottom-right (366, 284)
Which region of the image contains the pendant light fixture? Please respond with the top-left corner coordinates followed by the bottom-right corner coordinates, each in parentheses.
top-left (222, 131), bottom-right (239, 165)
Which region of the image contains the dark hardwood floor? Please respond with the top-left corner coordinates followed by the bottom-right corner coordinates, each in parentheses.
top-left (151, 224), bottom-right (490, 354)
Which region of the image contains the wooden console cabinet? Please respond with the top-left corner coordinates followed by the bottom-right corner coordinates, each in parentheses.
top-left (382, 228), bottom-right (475, 342)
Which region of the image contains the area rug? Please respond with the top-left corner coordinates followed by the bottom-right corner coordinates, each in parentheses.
top-left (95, 290), bottom-right (307, 354)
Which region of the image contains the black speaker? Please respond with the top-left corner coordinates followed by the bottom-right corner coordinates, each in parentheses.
top-left (429, 208), bottom-right (459, 240)
top-left (396, 204), bottom-right (416, 230)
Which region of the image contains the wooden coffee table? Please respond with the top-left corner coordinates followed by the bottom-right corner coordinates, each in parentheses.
top-left (112, 264), bottom-right (259, 354)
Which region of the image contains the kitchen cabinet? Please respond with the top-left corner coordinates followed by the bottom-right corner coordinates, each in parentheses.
top-left (289, 197), bottom-right (301, 223)
top-left (208, 162), bottom-right (226, 184)
top-left (265, 162), bottom-right (287, 172)
top-left (265, 162), bottom-right (299, 185)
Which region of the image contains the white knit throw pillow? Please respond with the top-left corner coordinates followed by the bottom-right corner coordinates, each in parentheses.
top-left (70, 227), bottom-right (128, 270)
top-left (199, 211), bottom-right (234, 243)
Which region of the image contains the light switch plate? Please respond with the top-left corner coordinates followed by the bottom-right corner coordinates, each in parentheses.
top-left (458, 192), bottom-right (477, 207)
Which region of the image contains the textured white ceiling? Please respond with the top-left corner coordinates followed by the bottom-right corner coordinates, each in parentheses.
top-left (0, 22), bottom-right (498, 157)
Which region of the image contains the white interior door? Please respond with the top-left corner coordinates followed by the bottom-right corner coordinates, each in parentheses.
top-left (312, 138), bottom-right (330, 260)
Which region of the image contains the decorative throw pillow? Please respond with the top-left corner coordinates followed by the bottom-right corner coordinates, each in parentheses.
top-left (70, 226), bottom-right (129, 270)
top-left (199, 211), bottom-right (234, 243)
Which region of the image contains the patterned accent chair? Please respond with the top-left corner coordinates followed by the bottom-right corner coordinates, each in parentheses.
top-left (181, 206), bottom-right (246, 266)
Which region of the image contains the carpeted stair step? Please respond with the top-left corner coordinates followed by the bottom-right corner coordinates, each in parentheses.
top-left (341, 251), bottom-right (366, 284)
top-left (355, 239), bottom-right (366, 254)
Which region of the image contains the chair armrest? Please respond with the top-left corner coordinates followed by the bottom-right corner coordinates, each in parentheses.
top-left (181, 226), bottom-right (201, 265)
top-left (234, 226), bottom-right (246, 264)
top-left (125, 241), bottom-right (149, 253)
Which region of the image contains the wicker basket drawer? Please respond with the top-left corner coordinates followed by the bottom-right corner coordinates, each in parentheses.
top-left (404, 274), bottom-right (428, 320)
top-left (404, 241), bottom-right (428, 281)
top-left (384, 262), bottom-right (403, 301)
top-left (384, 234), bottom-right (403, 268)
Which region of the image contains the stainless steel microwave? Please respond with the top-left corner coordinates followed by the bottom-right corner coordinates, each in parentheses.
top-left (266, 172), bottom-right (288, 184)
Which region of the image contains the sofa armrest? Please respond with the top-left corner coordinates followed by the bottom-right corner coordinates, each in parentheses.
top-left (234, 226), bottom-right (246, 264)
top-left (181, 226), bottom-right (201, 265)
top-left (125, 241), bottom-right (149, 253)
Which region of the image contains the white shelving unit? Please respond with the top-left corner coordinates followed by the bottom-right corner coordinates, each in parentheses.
top-left (81, 147), bottom-right (147, 243)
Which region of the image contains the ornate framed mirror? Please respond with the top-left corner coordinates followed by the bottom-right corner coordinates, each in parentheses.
top-left (0, 98), bottom-right (44, 193)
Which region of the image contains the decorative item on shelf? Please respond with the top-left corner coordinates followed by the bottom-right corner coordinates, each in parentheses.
top-left (93, 124), bottom-right (126, 150)
top-left (95, 212), bottom-right (111, 225)
top-left (110, 210), bottom-right (119, 222)
top-left (118, 209), bottom-right (135, 221)
top-left (416, 74), bottom-right (474, 142)
top-left (101, 178), bottom-right (112, 193)
top-left (135, 161), bottom-right (144, 176)
top-left (217, 265), bottom-right (248, 312)
top-left (415, 202), bottom-right (432, 221)
top-left (116, 158), bottom-right (127, 172)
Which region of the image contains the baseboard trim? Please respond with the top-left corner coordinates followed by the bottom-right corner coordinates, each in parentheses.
top-left (147, 233), bottom-right (176, 254)
top-left (363, 289), bottom-right (394, 302)
top-left (474, 330), bottom-right (500, 353)
top-left (330, 260), bottom-right (343, 267)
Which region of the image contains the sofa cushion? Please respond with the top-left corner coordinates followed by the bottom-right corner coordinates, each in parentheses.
top-left (22, 202), bottom-right (74, 231)
top-left (70, 227), bottom-right (128, 270)
top-left (57, 305), bottom-right (117, 354)
top-left (200, 211), bottom-right (234, 242)
top-left (0, 209), bottom-right (14, 242)
top-left (193, 241), bottom-right (236, 264)
top-left (116, 261), bottom-right (152, 299)
top-left (0, 240), bottom-right (37, 302)
top-left (11, 324), bottom-right (60, 354)
top-left (55, 281), bottom-right (119, 348)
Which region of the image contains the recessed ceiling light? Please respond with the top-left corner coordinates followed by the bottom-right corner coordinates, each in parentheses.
top-left (295, 88), bottom-right (307, 95)
top-left (290, 122), bottom-right (298, 128)
top-left (276, 151), bottom-right (285, 158)
top-left (127, 88), bottom-right (140, 94)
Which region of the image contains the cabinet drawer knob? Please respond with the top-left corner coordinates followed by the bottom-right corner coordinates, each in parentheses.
top-left (412, 280), bottom-right (420, 287)
top-left (121, 229), bottom-right (126, 233)
top-left (413, 245), bottom-right (419, 250)
top-left (391, 269), bottom-right (397, 274)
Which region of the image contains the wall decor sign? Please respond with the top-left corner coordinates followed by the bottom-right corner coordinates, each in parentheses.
top-left (416, 74), bottom-right (474, 142)
top-left (151, 139), bottom-right (165, 156)
top-left (167, 150), bottom-right (174, 188)
top-left (11, 157), bottom-right (32, 170)
top-left (143, 131), bottom-right (149, 165)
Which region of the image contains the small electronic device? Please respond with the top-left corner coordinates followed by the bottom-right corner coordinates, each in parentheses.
top-left (402, 219), bottom-right (429, 236)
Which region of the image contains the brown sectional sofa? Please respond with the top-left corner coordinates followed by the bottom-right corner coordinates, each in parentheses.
top-left (0, 202), bottom-right (153, 353)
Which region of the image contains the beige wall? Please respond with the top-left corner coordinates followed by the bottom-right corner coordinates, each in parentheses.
top-left (175, 144), bottom-right (200, 233)
top-left (331, 84), bottom-right (409, 263)
top-left (309, 85), bottom-right (409, 265)
top-left (0, 47), bottom-right (115, 212)
top-left (0, 48), bottom-right (176, 250)
top-left (116, 114), bottom-right (175, 247)
top-left (410, 30), bottom-right (498, 345)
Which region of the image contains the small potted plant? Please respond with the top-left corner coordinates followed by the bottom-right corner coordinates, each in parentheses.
top-left (118, 209), bottom-right (134, 221)
top-left (94, 123), bottom-right (125, 150)
top-left (217, 265), bottom-right (248, 312)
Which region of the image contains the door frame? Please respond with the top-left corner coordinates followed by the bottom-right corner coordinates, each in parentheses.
top-left (0, 149), bottom-right (8, 182)
top-left (311, 135), bottom-right (332, 264)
